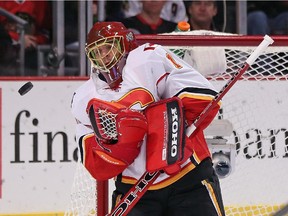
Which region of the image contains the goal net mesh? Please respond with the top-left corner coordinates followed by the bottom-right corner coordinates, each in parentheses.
top-left (65, 32), bottom-right (288, 216)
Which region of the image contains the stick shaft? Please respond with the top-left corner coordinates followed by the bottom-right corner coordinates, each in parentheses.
top-left (107, 171), bottom-right (160, 216)
top-left (273, 203), bottom-right (288, 216)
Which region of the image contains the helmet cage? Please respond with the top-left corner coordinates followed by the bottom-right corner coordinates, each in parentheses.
top-left (85, 35), bottom-right (125, 72)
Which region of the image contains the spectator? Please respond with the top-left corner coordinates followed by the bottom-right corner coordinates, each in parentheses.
top-left (121, 0), bottom-right (177, 34)
top-left (92, 1), bottom-right (98, 23)
top-left (247, 1), bottom-right (288, 35)
top-left (123, 0), bottom-right (187, 23)
top-left (161, 1), bottom-right (187, 23)
top-left (105, 1), bottom-right (125, 22)
top-left (0, 0), bottom-right (52, 76)
top-left (185, 0), bottom-right (218, 31)
top-left (0, 22), bottom-right (19, 76)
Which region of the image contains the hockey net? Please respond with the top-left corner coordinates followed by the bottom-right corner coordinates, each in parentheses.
top-left (65, 32), bottom-right (288, 216)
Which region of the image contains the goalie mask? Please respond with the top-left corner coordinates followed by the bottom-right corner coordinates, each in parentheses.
top-left (85, 22), bottom-right (138, 89)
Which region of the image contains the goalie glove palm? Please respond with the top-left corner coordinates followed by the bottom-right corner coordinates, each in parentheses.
top-left (110, 109), bottom-right (148, 165)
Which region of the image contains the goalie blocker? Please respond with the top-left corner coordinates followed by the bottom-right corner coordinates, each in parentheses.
top-left (145, 97), bottom-right (188, 175)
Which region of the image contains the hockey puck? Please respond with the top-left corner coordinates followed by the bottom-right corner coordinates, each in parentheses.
top-left (18, 81), bottom-right (33, 96)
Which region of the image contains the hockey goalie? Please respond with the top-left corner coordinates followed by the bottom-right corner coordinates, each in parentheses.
top-left (71, 22), bottom-right (226, 216)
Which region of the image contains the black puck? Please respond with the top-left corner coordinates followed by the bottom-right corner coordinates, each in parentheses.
top-left (18, 81), bottom-right (33, 96)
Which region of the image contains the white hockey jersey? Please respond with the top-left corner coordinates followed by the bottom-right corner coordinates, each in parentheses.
top-left (71, 43), bottom-right (219, 189)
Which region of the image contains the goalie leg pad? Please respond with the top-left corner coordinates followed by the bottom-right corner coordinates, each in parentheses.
top-left (144, 97), bottom-right (186, 174)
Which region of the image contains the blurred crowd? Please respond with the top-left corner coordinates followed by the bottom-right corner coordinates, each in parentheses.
top-left (0, 0), bottom-right (288, 76)
top-left (0, 1), bottom-right (52, 76)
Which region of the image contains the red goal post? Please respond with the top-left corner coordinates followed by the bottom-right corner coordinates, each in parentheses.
top-left (65, 33), bottom-right (288, 216)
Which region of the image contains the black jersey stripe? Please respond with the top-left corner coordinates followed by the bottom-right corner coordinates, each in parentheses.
top-left (176, 87), bottom-right (218, 97)
top-left (78, 135), bottom-right (85, 163)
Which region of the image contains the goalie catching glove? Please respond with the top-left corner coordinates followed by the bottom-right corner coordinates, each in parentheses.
top-left (79, 98), bottom-right (147, 180)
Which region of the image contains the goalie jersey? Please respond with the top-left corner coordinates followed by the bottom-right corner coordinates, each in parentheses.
top-left (71, 43), bottom-right (220, 189)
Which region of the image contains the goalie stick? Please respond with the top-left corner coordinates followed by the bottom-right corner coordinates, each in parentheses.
top-left (273, 203), bottom-right (288, 216)
top-left (107, 35), bottom-right (274, 216)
